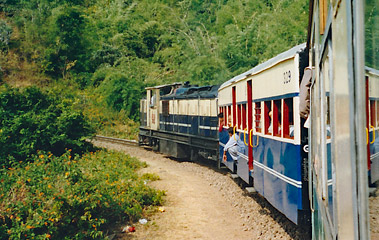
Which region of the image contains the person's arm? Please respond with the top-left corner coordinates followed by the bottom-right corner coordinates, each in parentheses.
top-left (223, 136), bottom-right (238, 161)
top-left (224, 137), bottom-right (235, 152)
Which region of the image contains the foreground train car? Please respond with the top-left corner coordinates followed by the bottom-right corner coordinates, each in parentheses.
top-left (308, 0), bottom-right (373, 239)
top-left (139, 83), bottom-right (219, 161)
top-left (218, 43), bottom-right (310, 226)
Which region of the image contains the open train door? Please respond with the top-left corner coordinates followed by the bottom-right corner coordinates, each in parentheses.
top-left (236, 81), bottom-right (253, 185)
top-left (309, 0), bottom-right (370, 239)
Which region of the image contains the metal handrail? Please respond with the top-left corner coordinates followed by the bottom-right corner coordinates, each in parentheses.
top-left (370, 125), bottom-right (376, 144)
top-left (233, 125), bottom-right (237, 140)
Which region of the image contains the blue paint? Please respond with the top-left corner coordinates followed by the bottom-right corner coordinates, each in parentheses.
top-left (327, 142), bottom-right (333, 223)
top-left (219, 129), bottom-right (236, 171)
top-left (159, 114), bottom-right (218, 139)
top-left (252, 92), bottom-right (299, 103)
top-left (219, 129), bottom-right (305, 223)
top-left (252, 136), bottom-right (303, 224)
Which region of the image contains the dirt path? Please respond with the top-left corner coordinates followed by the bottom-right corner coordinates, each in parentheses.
top-left (93, 141), bottom-right (379, 240)
top-left (94, 141), bottom-right (300, 240)
top-left (370, 194), bottom-right (379, 240)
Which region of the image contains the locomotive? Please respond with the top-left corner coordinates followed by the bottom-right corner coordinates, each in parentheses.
top-left (139, 82), bottom-right (220, 162)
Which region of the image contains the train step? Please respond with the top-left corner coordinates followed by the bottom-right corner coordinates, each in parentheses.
top-left (245, 187), bottom-right (256, 194)
top-left (230, 174), bottom-right (239, 179)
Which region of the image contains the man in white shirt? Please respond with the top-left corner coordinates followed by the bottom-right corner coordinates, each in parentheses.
top-left (223, 127), bottom-right (244, 162)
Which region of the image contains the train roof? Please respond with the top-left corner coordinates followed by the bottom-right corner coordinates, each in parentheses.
top-left (366, 66), bottom-right (379, 76)
top-left (219, 43), bottom-right (306, 91)
top-left (161, 85), bottom-right (220, 100)
top-left (145, 82), bottom-right (183, 90)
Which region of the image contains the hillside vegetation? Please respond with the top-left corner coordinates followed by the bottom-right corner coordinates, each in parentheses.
top-left (0, 0), bottom-right (309, 123)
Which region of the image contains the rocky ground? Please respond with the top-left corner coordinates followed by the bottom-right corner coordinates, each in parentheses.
top-left (370, 192), bottom-right (379, 240)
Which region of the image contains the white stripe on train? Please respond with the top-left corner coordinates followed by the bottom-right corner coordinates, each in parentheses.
top-left (219, 142), bottom-right (302, 188)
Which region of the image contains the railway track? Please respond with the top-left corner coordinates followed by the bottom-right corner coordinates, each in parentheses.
top-left (94, 135), bottom-right (138, 147)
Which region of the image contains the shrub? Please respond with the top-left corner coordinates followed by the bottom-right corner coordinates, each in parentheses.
top-left (0, 86), bottom-right (95, 167)
top-left (0, 150), bottom-right (163, 239)
top-left (98, 71), bottom-right (144, 121)
top-left (0, 20), bottom-right (12, 50)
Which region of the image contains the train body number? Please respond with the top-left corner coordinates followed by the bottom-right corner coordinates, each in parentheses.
top-left (283, 70), bottom-right (291, 84)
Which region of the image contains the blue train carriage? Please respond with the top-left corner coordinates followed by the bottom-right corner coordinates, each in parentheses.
top-left (367, 67), bottom-right (379, 186)
top-left (139, 82), bottom-right (220, 161)
top-left (218, 43), bottom-right (310, 225)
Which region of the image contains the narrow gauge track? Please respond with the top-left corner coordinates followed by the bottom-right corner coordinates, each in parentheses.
top-left (94, 135), bottom-right (138, 147)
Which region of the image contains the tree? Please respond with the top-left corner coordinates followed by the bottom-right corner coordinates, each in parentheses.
top-left (44, 6), bottom-right (88, 77)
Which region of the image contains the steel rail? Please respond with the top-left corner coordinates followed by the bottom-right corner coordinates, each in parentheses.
top-left (94, 135), bottom-right (138, 147)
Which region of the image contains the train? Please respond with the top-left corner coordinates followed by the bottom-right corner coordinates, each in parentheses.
top-left (139, 0), bottom-right (377, 239)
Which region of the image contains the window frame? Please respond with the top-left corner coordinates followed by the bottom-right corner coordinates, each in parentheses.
top-left (283, 98), bottom-right (295, 139)
top-left (264, 101), bottom-right (271, 135)
top-left (242, 104), bottom-right (247, 130)
top-left (254, 102), bottom-right (262, 133)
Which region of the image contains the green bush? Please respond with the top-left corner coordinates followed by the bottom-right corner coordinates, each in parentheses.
top-left (98, 71), bottom-right (144, 121)
top-left (0, 150), bottom-right (164, 239)
top-left (0, 86), bottom-right (95, 167)
top-left (0, 20), bottom-right (12, 50)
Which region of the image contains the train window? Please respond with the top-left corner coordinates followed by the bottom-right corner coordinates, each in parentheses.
top-left (237, 104), bottom-right (242, 129)
top-left (283, 98), bottom-right (294, 139)
top-left (273, 100), bottom-right (281, 137)
top-left (219, 107), bottom-right (223, 126)
top-left (370, 100), bottom-right (376, 127)
top-left (254, 102), bottom-right (262, 133)
top-left (223, 107), bottom-right (228, 126)
top-left (162, 100), bottom-right (169, 117)
top-left (149, 91), bottom-right (157, 108)
top-left (326, 96), bottom-right (331, 138)
top-left (264, 101), bottom-right (271, 135)
top-left (242, 104), bottom-right (247, 130)
top-left (228, 105), bottom-right (232, 126)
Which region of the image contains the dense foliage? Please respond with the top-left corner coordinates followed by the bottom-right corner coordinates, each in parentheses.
top-left (0, 86), bottom-right (94, 167)
top-left (0, 0), bottom-right (309, 120)
top-left (365, 0), bottom-right (378, 69)
top-left (0, 150), bottom-right (164, 239)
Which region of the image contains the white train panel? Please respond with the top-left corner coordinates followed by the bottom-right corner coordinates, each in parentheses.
top-left (199, 99), bottom-right (211, 117)
top-left (252, 58), bottom-right (299, 100)
top-left (187, 99), bottom-right (199, 116)
top-left (236, 80), bottom-right (248, 104)
top-left (368, 68), bottom-right (379, 99)
top-left (169, 100), bottom-right (174, 114)
top-left (218, 86), bottom-right (232, 106)
top-left (210, 99), bottom-right (218, 116)
top-left (173, 100), bottom-right (179, 115)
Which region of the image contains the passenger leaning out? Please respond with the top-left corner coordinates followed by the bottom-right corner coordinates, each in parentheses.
top-left (223, 127), bottom-right (245, 162)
